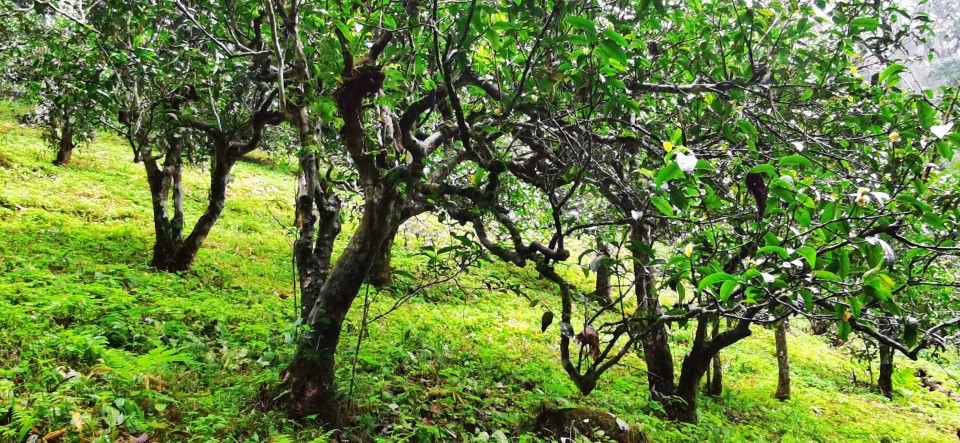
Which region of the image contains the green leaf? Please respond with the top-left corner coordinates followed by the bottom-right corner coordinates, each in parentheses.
top-left (655, 162), bottom-right (684, 187)
top-left (719, 279), bottom-right (738, 302)
top-left (923, 213), bottom-right (947, 231)
top-left (796, 246), bottom-right (816, 269)
top-left (937, 140), bottom-right (955, 160)
top-left (598, 39), bottom-right (628, 67)
top-left (894, 193), bottom-right (932, 212)
top-left (602, 28), bottom-right (628, 47)
top-left (850, 17), bottom-right (880, 32)
top-left (814, 270), bottom-right (842, 282)
top-left (918, 100), bottom-right (936, 129)
top-left (801, 289), bottom-right (813, 311)
top-left (650, 196), bottom-right (675, 216)
top-left (837, 319), bottom-right (852, 341)
top-left (749, 164), bottom-right (777, 175)
top-left (779, 154), bottom-right (812, 168)
top-left (878, 63), bottom-right (905, 87)
top-left (849, 295), bottom-right (864, 318)
top-left (864, 273), bottom-right (894, 302)
top-left (698, 271), bottom-right (737, 292)
top-left (540, 311), bottom-right (554, 332)
top-left (904, 318), bottom-right (919, 348)
top-left (566, 16), bottom-right (597, 39)
top-left (794, 208), bottom-right (811, 227)
top-left (757, 245), bottom-right (788, 259)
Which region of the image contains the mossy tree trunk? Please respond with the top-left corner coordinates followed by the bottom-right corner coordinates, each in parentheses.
top-left (280, 35), bottom-right (425, 423)
top-left (281, 181), bottom-right (398, 424)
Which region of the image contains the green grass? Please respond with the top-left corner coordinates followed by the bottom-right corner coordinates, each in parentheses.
top-left (3, 100), bottom-right (960, 442)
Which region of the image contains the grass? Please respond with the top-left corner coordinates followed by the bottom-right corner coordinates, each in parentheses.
top-left (3, 99), bottom-right (960, 442)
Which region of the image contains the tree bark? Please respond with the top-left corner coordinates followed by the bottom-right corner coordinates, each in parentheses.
top-left (143, 137), bottom-right (185, 270)
top-left (51, 104), bottom-right (75, 166)
top-left (166, 147), bottom-right (238, 271)
top-left (143, 138), bottom-right (241, 272)
top-left (628, 227), bottom-right (679, 417)
top-left (594, 239), bottom-right (613, 305)
top-left (878, 344), bottom-right (894, 399)
top-left (282, 182), bottom-right (400, 424)
top-left (705, 316), bottom-right (723, 396)
top-left (53, 126), bottom-right (74, 166)
top-left (367, 226), bottom-right (398, 288)
top-left (774, 319), bottom-right (791, 400)
top-left (282, 66), bottom-right (404, 422)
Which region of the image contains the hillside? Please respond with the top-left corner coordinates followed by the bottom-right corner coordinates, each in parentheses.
top-left (2, 102), bottom-right (960, 442)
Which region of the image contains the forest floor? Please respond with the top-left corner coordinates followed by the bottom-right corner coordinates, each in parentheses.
top-left (3, 101), bottom-right (960, 442)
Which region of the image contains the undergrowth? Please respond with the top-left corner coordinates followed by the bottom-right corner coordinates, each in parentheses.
top-left (2, 100), bottom-right (960, 442)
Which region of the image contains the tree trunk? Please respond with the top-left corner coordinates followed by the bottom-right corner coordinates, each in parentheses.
top-left (628, 223), bottom-right (755, 424)
top-left (673, 313), bottom-right (756, 423)
top-left (367, 226), bottom-right (397, 288)
top-left (878, 344), bottom-right (894, 399)
top-left (53, 127), bottom-right (74, 166)
top-left (281, 313), bottom-right (343, 425)
top-left (166, 147), bottom-right (237, 271)
top-left (594, 239), bottom-right (613, 305)
top-left (628, 226), bottom-right (686, 419)
top-left (282, 113), bottom-right (402, 422)
top-left (705, 317), bottom-right (723, 396)
top-left (143, 138), bottom-right (185, 271)
top-left (294, 152), bottom-right (342, 321)
top-left (282, 186), bottom-right (399, 424)
top-left (774, 319), bottom-right (791, 400)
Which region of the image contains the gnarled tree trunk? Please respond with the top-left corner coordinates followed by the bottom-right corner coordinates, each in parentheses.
top-left (629, 223), bottom-right (756, 423)
top-left (137, 101), bottom-right (281, 273)
top-left (166, 147), bottom-right (238, 271)
top-left (143, 139), bottom-right (239, 272)
top-left (281, 153), bottom-right (401, 425)
top-left (143, 136), bottom-right (185, 270)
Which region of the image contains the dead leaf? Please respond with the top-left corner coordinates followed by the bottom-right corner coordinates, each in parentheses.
top-left (42, 428), bottom-right (67, 442)
top-left (575, 325), bottom-right (601, 361)
top-left (71, 412), bottom-right (83, 433)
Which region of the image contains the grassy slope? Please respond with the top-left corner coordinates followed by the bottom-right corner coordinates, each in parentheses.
top-left (2, 101), bottom-right (960, 442)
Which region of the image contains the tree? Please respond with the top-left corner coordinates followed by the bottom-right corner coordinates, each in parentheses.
top-left (1, 1), bottom-right (103, 165)
top-left (212, 0), bottom-right (518, 425)
top-left (49, 0), bottom-right (285, 271)
top-left (19, 0), bottom-right (960, 428)
top-left (438, 0), bottom-right (960, 423)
